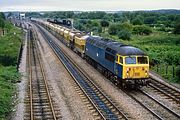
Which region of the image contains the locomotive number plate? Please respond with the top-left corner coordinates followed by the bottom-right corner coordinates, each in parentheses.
top-left (134, 73), bottom-right (140, 76)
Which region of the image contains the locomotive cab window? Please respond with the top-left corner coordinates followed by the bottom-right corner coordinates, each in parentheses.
top-left (120, 57), bottom-right (123, 64)
top-left (137, 57), bottom-right (148, 64)
top-left (125, 57), bottom-right (136, 64)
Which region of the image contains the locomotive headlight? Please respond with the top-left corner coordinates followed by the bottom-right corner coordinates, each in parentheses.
top-left (145, 70), bottom-right (148, 76)
top-left (126, 72), bottom-right (129, 78)
top-left (126, 68), bottom-right (129, 77)
top-left (126, 68), bottom-right (131, 73)
top-left (126, 68), bottom-right (129, 72)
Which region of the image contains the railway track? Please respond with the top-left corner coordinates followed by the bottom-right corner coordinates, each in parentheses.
top-left (149, 78), bottom-right (180, 104)
top-left (122, 79), bottom-right (180, 120)
top-left (125, 89), bottom-right (180, 120)
top-left (25, 27), bottom-right (61, 120)
top-left (36, 23), bottom-right (129, 120)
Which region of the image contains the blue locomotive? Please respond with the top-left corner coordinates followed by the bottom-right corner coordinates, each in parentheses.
top-left (85, 36), bottom-right (149, 87)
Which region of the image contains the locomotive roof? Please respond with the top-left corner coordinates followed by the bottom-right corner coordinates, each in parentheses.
top-left (86, 36), bottom-right (146, 56)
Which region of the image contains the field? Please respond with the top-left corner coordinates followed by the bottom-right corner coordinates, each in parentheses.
top-left (0, 21), bottom-right (22, 118)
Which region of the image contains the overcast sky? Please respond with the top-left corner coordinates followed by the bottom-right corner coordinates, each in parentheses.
top-left (0, 0), bottom-right (180, 11)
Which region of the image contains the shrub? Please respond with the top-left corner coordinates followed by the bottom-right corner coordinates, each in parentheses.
top-left (117, 30), bottom-right (131, 40)
top-left (133, 25), bottom-right (152, 35)
top-left (108, 22), bottom-right (133, 35)
top-left (100, 20), bottom-right (109, 27)
top-left (173, 23), bottom-right (180, 34)
top-left (131, 18), bottom-right (143, 25)
top-left (176, 66), bottom-right (180, 80)
top-left (108, 24), bottom-right (119, 35)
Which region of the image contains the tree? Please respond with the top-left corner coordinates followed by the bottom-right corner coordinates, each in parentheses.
top-left (100, 20), bottom-right (109, 28)
top-left (120, 22), bottom-right (133, 31)
top-left (117, 30), bottom-right (131, 40)
top-left (100, 20), bottom-right (109, 33)
top-left (0, 17), bottom-right (5, 35)
top-left (176, 66), bottom-right (180, 82)
top-left (5, 22), bottom-right (12, 33)
top-left (103, 14), bottom-right (114, 21)
top-left (144, 16), bottom-right (156, 24)
top-left (131, 18), bottom-right (143, 25)
top-left (0, 12), bottom-right (5, 19)
top-left (108, 24), bottom-right (119, 35)
top-left (0, 18), bottom-right (5, 28)
top-left (173, 23), bottom-right (180, 34)
top-left (65, 11), bottom-right (74, 18)
top-left (133, 25), bottom-right (152, 35)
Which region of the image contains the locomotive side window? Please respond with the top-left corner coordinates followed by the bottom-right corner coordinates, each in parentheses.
top-left (125, 57), bottom-right (136, 64)
top-left (116, 56), bottom-right (119, 63)
top-left (105, 52), bottom-right (115, 62)
top-left (138, 57), bottom-right (148, 64)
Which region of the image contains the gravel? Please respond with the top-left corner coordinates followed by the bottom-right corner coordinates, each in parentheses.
top-left (13, 29), bottom-right (28, 120)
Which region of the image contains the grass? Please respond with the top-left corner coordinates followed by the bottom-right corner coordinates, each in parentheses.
top-left (0, 66), bottom-right (20, 118)
top-left (0, 22), bottom-right (22, 119)
top-left (151, 65), bottom-right (180, 83)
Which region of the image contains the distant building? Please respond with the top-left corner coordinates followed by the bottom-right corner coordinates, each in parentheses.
top-left (20, 13), bottom-right (25, 20)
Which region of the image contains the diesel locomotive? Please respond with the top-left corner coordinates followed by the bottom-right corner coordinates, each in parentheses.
top-left (32, 18), bottom-right (150, 88)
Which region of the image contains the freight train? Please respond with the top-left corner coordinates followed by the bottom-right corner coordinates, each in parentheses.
top-left (32, 18), bottom-right (150, 88)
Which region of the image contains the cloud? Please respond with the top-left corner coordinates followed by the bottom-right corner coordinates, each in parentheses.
top-left (0, 0), bottom-right (180, 11)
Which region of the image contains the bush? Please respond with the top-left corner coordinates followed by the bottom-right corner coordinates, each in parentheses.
top-left (108, 24), bottom-right (119, 35)
top-left (131, 18), bottom-right (143, 25)
top-left (0, 17), bottom-right (5, 29)
top-left (100, 20), bottom-right (109, 27)
top-left (163, 52), bottom-right (180, 65)
top-left (133, 25), bottom-right (152, 35)
top-left (120, 22), bottom-right (133, 31)
top-left (108, 22), bottom-right (133, 35)
top-left (176, 66), bottom-right (180, 80)
top-left (144, 16), bottom-right (157, 24)
top-left (117, 30), bottom-right (131, 40)
top-left (173, 23), bottom-right (180, 34)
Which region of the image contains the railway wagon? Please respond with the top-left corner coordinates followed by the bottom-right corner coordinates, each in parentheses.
top-left (63, 29), bottom-right (71, 46)
top-left (74, 34), bottom-right (89, 58)
top-left (69, 31), bottom-right (81, 50)
top-left (85, 36), bottom-right (149, 87)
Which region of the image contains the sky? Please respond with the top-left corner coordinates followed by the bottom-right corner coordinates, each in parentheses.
top-left (0, 0), bottom-right (180, 11)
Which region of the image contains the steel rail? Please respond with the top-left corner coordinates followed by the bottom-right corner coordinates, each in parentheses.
top-left (32, 27), bottom-right (57, 120)
top-left (139, 89), bottom-right (180, 118)
top-left (28, 29), bottom-right (33, 120)
top-left (121, 89), bottom-right (163, 120)
top-left (149, 78), bottom-right (180, 104)
top-left (27, 26), bottom-right (58, 120)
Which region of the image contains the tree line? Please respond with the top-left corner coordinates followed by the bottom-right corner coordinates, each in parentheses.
top-left (35, 11), bottom-right (180, 37)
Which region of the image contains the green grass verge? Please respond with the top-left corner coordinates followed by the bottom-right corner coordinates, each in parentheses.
top-left (0, 22), bottom-right (22, 119)
top-left (0, 66), bottom-right (20, 118)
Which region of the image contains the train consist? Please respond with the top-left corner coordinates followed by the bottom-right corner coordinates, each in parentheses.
top-left (32, 18), bottom-right (150, 88)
